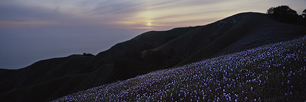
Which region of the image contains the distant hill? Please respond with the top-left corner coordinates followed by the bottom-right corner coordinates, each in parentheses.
top-left (1, 12), bottom-right (306, 101)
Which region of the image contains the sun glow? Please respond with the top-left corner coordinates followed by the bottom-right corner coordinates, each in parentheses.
top-left (147, 22), bottom-right (152, 26)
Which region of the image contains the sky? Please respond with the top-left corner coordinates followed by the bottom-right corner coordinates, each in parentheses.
top-left (0, 0), bottom-right (305, 30)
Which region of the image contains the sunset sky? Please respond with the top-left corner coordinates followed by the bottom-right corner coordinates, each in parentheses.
top-left (1, 0), bottom-right (305, 30)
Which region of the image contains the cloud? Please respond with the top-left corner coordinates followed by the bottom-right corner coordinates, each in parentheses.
top-left (0, 5), bottom-right (63, 21)
top-left (0, 1), bottom-right (110, 28)
top-left (0, 0), bottom-right (305, 29)
top-left (0, 0), bottom-right (149, 28)
top-left (91, 1), bottom-right (144, 15)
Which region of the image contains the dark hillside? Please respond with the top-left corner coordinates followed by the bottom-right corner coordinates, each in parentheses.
top-left (0, 55), bottom-right (94, 101)
top-left (174, 12), bottom-right (306, 66)
top-left (0, 27), bottom-right (195, 101)
top-left (0, 12), bottom-right (306, 101)
top-left (91, 27), bottom-right (195, 64)
top-left (54, 36), bottom-right (306, 101)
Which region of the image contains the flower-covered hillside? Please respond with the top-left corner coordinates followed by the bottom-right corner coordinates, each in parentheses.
top-left (54, 36), bottom-right (306, 102)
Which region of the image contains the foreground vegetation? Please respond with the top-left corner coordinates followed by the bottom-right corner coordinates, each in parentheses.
top-left (2, 10), bottom-right (306, 101)
top-left (54, 36), bottom-right (306, 101)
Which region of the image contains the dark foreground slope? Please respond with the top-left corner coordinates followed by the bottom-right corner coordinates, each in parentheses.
top-left (0, 27), bottom-right (195, 101)
top-left (54, 36), bottom-right (306, 101)
top-left (1, 12), bottom-right (306, 101)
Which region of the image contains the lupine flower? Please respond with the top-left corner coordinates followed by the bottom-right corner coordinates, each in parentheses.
top-left (53, 36), bottom-right (306, 102)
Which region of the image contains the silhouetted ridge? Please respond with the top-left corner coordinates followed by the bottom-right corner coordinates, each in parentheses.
top-left (1, 12), bottom-right (306, 102)
top-left (54, 36), bottom-right (306, 102)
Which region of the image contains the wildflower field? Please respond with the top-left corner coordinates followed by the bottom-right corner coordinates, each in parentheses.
top-left (54, 36), bottom-right (306, 101)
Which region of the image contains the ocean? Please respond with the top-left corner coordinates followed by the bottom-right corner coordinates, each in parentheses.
top-left (0, 29), bottom-right (148, 69)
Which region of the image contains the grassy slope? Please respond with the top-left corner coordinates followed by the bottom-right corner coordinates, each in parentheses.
top-left (2, 73), bottom-right (89, 102)
top-left (54, 36), bottom-right (306, 102)
top-left (0, 55), bottom-right (94, 101)
top-left (1, 12), bottom-right (306, 101)
top-left (150, 12), bottom-right (306, 67)
top-left (0, 27), bottom-right (195, 101)
top-left (90, 27), bottom-right (195, 65)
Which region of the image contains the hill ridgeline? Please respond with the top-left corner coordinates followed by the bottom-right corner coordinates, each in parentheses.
top-left (0, 12), bottom-right (306, 101)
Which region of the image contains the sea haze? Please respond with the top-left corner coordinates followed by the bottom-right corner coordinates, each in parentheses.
top-left (0, 29), bottom-right (148, 69)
